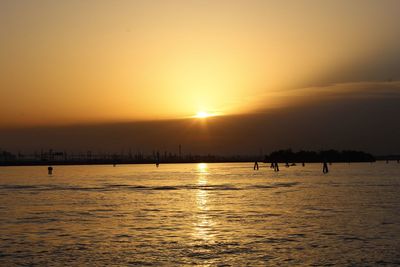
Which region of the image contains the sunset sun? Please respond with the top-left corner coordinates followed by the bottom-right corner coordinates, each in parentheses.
top-left (195, 111), bottom-right (212, 118)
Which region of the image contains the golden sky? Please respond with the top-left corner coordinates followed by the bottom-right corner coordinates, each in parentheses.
top-left (1, 0), bottom-right (400, 127)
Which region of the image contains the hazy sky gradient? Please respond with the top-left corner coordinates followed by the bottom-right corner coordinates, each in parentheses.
top-left (1, 1), bottom-right (399, 154)
top-left (1, 0), bottom-right (400, 126)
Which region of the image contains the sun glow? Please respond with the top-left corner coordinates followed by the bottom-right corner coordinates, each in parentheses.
top-left (195, 111), bottom-right (210, 118)
top-left (194, 111), bottom-right (218, 119)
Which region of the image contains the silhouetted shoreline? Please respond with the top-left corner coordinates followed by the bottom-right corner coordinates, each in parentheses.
top-left (0, 148), bottom-right (395, 167)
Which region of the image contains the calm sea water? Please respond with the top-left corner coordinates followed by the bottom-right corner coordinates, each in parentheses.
top-left (0, 162), bottom-right (399, 266)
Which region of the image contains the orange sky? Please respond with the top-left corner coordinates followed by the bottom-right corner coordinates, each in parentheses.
top-left (1, 0), bottom-right (400, 127)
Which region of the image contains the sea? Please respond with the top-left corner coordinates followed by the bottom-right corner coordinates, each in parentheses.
top-left (0, 162), bottom-right (399, 266)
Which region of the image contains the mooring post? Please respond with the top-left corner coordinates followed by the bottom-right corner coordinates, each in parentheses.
top-left (322, 162), bottom-right (329, 174)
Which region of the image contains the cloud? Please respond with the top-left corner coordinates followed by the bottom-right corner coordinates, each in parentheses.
top-left (259, 80), bottom-right (400, 110)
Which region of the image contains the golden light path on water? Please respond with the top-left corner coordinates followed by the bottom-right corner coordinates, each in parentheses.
top-left (1, 163), bottom-right (400, 265)
top-left (193, 163), bottom-right (215, 244)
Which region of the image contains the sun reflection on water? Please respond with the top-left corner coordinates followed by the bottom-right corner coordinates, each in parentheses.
top-left (193, 163), bottom-right (215, 243)
top-left (197, 163), bottom-right (208, 174)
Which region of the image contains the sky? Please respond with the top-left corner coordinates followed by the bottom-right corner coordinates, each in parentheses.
top-left (1, 0), bottom-right (400, 154)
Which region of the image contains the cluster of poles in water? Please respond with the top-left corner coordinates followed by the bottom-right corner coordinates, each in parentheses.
top-left (253, 159), bottom-right (399, 173)
top-left (253, 161), bottom-right (330, 174)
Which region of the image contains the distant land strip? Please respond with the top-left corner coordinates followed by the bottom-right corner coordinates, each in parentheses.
top-left (1, 149), bottom-right (398, 166)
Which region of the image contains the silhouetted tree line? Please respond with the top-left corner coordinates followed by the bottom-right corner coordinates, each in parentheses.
top-left (264, 149), bottom-right (375, 163)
